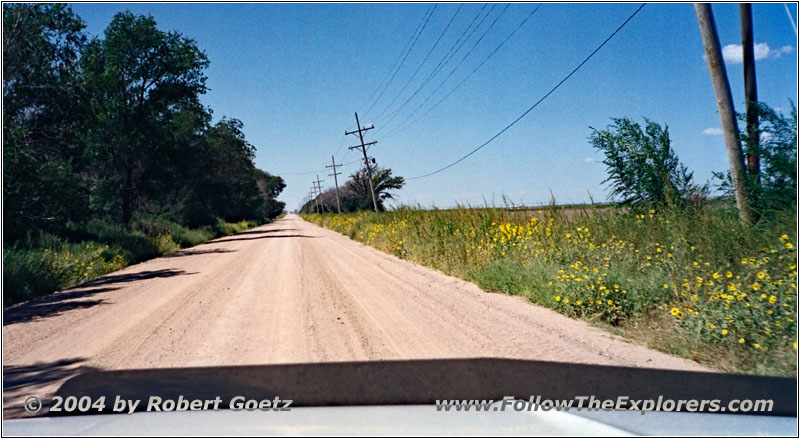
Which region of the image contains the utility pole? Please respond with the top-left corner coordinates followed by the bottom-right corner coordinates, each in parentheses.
top-left (311, 183), bottom-right (322, 214)
top-left (346, 112), bottom-right (379, 214)
top-left (695, 3), bottom-right (752, 223)
top-left (314, 174), bottom-right (326, 213)
top-left (326, 155), bottom-right (342, 214)
top-left (309, 187), bottom-right (319, 214)
top-left (306, 190), bottom-right (313, 214)
top-left (740, 3), bottom-right (760, 184)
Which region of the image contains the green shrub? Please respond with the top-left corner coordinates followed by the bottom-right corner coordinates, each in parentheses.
top-left (212, 218), bottom-right (259, 236)
top-left (69, 220), bottom-right (160, 263)
top-left (4, 247), bottom-right (60, 305)
top-left (174, 226), bottom-right (214, 247)
top-left (3, 239), bottom-right (126, 306)
top-left (213, 218), bottom-right (238, 236)
top-left (152, 234), bottom-right (180, 254)
top-left (4, 217), bottom-right (263, 306)
top-left (130, 213), bottom-right (181, 237)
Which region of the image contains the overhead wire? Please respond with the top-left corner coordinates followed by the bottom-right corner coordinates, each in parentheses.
top-left (278, 157), bottom-right (362, 177)
top-left (383, 4), bottom-right (542, 139)
top-left (407, 3), bottom-right (646, 180)
top-left (358, 5), bottom-right (433, 113)
top-left (372, 5), bottom-right (490, 128)
top-left (378, 4), bottom-right (507, 133)
top-left (419, 4), bottom-right (491, 96)
top-left (363, 4), bottom-right (437, 116)
top-left (371, 4), bottom-right (463, 121)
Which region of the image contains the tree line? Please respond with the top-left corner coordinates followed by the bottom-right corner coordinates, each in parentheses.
top-left (3, 4), bottom-right (285, 245)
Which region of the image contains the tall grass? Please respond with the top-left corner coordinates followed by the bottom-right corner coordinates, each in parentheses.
top-left (302, 203), bottom-right (797, 376)
top-left (4, 217), bottom-right (264, 307)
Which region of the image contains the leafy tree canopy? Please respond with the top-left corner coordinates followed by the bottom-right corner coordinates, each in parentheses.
top-left (590, 118), bottom-right (694, 208)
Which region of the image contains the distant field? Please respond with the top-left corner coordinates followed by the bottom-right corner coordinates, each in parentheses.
top-left (302, 204), bottom-right (797, 377)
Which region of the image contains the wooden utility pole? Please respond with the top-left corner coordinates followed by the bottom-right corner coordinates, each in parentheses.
top-left (326, 155), bottom-right (342, 214)
top-left (314, 175), bottom-right (326, 213)
top-left (740, 3), bottom-right (760, 184)
top-left (311, 186), bottom-right (320, 214)
top-left (346, 112), bottom-right (379, 213)
top-left (695, 3), bottom-right (753, 223)
top-left (308, 188), bottom-right (318, 214)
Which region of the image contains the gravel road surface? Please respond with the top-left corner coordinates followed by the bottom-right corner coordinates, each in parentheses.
top-left (3, 214), bottom-right (708, 418)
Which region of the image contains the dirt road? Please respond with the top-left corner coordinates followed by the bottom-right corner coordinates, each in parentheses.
top-left (3, 214), bottom-right (707, 417)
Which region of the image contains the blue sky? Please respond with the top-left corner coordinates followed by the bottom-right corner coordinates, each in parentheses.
top-left (70, 3), bottom-right (798, 211)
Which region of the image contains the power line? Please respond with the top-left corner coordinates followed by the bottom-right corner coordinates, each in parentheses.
top-left (332, 133), bottom-right (347, 161)
top-left (407, 3), bottom-right (646, 181)
top-left (372, 4), bottom-right (463, 121)
top-left (281, 169), bottom-right (328, 176)
top-left (358, 5), bottom-right (433, 112)
top-left (785, 3), bottom-right (797, 36)
top-left (419, 5), bottom-right (491, 95)
top-left (383, 4), bottom-right (542, 139)
top-left (372, 5), bottom-right (490, 127)
top-left (274, 158), bottom-right (361, 176)
top-left (364, 4), bottom-right (437, 116)
top-left (379, 4), bottom-right (508, 133)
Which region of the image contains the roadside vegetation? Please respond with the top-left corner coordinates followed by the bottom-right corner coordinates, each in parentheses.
top-left (4, 218), bottom-right (262, 307)
top-left (303, 111), bottom-right (797, 377)
top-left (3, 4), bottom-right (285, 305)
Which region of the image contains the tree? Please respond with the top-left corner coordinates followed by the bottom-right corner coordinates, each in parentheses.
top-left (181, 118), bottom-right (284, 224)
top-left (81, 11), bottom-right (209, 223)
top-left (142, 102), bottom-right (213, 218)
top-left (254, 169), bottom-right (287, 219)
top-left (754, 103), bottom-right (797, 208)
top-left (3, 4), bottom-right (88, 242)
top-left (299, 167), bottom-right (405, 214)
top-left (343, 166), bottom-right (405, 212)
top-left (4, 6), bottom-right (286, 248)
top-left (590, 118), bottom-right (694, 208)
top-left (716, 102), bottom-right (798, 215)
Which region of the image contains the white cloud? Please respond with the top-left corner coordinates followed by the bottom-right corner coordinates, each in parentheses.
top-left (582, 157), bottom-right (595, 163)
top-left (721, 42), bottom-right (795, 64)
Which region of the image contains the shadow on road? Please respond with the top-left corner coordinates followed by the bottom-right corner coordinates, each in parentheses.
top-left (80, 269), bottom-right (194, 288)
top-left (211, 234), bottom-right (319, 244)
top-left (3, 287), bottom-right (123, 325)
top-left (162, 248), bottom-right (236, 258)
top-left (4, 271), bottom-right (193, 325)
top-left (4, 358), bottom-right (98, 393)
top-left (4, 358), bottom-right (101, 417)
top-left (221, 228), bottom-right (298, 236)
top-left (5, 299), bottom-right (106, 326)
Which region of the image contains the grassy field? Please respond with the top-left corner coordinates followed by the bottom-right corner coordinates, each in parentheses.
top-left (302, 204), bottom-right (797, 376)
top-left (3, 217), bottom-right (267, 307)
